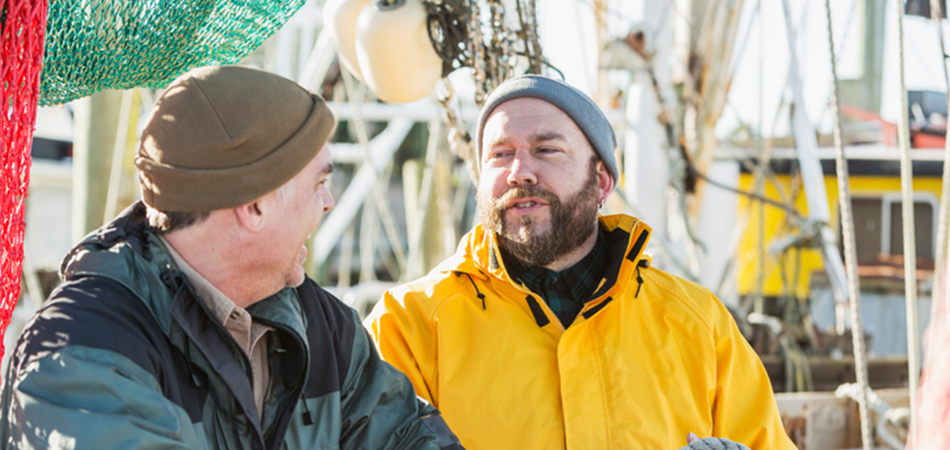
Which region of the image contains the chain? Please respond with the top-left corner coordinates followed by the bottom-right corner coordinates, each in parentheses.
top-left (488, 0), bottom-right (511, 86)
top-left (467, 0), bottom-right (489, 104)
top-left (520, 0), bottom-right (543, 72)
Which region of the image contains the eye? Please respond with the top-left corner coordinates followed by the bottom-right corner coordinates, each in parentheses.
top-left (537, 146), bottom-right (559, 154)
top-left (487, 149), bottom-right (513, 161)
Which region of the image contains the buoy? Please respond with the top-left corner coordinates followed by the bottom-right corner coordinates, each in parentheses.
top-left (356, 0), bottom-right (443, 103)
top-left (324, 0), bottom-right (374, 80)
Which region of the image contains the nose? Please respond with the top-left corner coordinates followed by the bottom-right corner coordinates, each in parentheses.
top-left (322, 188), bottom-right (335, 213)
top-left (506, 152), bottom-right (537, 186)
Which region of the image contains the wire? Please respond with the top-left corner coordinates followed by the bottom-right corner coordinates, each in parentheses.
top-left (687, 164), bottom-right (803, 219)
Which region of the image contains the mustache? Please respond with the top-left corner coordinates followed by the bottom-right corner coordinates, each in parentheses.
top-left (494, 186), bottom-right (559, 210)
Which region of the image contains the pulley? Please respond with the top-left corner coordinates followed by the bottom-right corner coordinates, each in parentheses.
top-left (356, 0), bottom-right (442, 103)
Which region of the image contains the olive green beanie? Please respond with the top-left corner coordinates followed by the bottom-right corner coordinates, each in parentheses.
top-left (135, 65), bottom-right (336, 212)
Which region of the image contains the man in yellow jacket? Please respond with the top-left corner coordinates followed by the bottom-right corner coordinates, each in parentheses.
top-left (366, 75), bottom-right (796, 449)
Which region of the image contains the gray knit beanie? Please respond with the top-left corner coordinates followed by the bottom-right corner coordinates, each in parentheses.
top-left (475, 75), bottom-right (619, 182)
top-left (135, 65), bottom-right (336, 212)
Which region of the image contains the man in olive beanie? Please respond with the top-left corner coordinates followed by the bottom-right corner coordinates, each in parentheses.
top-left (368, 75), bottom-right (794, 449)
top-left (1, 65), bottom-right (461, 450)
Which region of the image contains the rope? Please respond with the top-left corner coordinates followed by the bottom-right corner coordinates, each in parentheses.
top-left (756, 0), bottom-right (766, 314)
top-left (823, 0), bottom-right (873, 447)
top-left (928, 0), bottom-right (950, 384)
top-left (895, 0), bottom-right (922, 442)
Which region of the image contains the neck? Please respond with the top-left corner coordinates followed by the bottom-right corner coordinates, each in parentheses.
top-left (162, 216), bottom-right (276, 309)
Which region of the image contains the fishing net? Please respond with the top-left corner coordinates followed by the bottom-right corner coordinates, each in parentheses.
top-left (1, 0), bottom-right (48, 360)
top-left (39, 0), bottom-right (308, 105)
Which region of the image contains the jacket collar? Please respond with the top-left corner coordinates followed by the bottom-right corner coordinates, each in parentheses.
top-left (452, 213), bottom-right (652, 285)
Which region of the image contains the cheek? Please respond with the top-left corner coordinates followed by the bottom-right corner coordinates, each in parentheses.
top-left (477, 171), bottom-right (508, 198)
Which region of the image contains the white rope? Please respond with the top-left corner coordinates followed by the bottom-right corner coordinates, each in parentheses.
top-left (895, 0), bottom-right (922, 439)
top-left (823, 0), bottom-right (872, 447)
top-left (928, 0), bottom-right (950, 380)
top-left (924, 0), bottom-right (950, 443)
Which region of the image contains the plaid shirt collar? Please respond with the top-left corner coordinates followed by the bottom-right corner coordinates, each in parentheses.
top-left (505, 229), bottom-right (607, 327)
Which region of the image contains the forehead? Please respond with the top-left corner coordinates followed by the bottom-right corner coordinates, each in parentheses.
top-left (482, 97), bottom-right (592, 154)
top-left (483, 97), bottom-right (576, 133)
top-left (483, 97), bottom-right (586, 135)
top-left (293, 143), bottom-right (332, 179)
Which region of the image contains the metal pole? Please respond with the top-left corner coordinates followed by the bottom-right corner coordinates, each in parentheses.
top-left (103, 89), bottom-right (135, 223)
top-left (72, 90), bottom-right (121, 242)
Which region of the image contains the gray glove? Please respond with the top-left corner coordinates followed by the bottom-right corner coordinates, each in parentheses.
top-left (678, 437), bottom-right (751, 450)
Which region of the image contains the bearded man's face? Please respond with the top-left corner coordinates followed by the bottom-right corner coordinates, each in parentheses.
top-left (478, 157), bottom-right (600, 267)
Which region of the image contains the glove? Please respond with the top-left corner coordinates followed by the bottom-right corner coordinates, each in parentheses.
top-left (678, 437), bottom-right (751, 450)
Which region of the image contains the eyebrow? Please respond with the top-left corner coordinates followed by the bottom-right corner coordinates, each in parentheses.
top-left (321, 162), bottom-right (335, 176)
top-left (532, 132), bottom-right (566, 143)
top-left (487, 131), bottom-right (568, 148)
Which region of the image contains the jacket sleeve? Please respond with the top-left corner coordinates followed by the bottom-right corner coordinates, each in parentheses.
top-left (364, 288), bottom-right (440, 407)
top-left (707, 295), bottom-right (796, 449)
top-left (339, 310), bottom-right (461, 449)
top-left (1, 345), bottom-right (198, 449)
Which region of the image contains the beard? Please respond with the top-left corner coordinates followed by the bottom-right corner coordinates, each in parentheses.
top-left (477, 159), bottom-right (600, 268)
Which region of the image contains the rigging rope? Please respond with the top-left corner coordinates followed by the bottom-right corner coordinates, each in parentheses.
top-left (823, 0), bottom-right (873, 447)
top-left (928, 0), bottom-right (950, 370)
top-left (895, 0), bottom-right (922, 442)
top-left (1, 0), bottom-right (49, 360)
top-left (915, 0), bottom-right (950, 444)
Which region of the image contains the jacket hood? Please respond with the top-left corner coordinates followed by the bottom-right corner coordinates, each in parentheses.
top-left (57, 202), bottom-right (183, 332)
top-left (442, 214), bottom-right (652, 282)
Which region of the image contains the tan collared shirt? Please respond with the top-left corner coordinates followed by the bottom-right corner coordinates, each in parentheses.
top-left (160, 237), bottom-right (273, 417)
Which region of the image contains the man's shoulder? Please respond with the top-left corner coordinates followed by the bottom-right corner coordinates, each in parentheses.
top-left (636, 264), bottom-right (728, 327)
top-left (296, 277), bottom-right (361, 326)
top-left (640, 265), bottom-right (713, 298)
top-left (10, 276), bottom-right (168, 380)
top-left (385, 267), bottom-right (475, 309)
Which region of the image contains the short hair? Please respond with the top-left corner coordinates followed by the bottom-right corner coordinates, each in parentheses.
top-left (146, 207), bottom-right (210, 234)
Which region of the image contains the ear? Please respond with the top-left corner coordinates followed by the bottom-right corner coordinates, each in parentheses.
top-left (596, 160), bottom-right (615, 202)
top-left (234, 200), bottom-right (267, 233)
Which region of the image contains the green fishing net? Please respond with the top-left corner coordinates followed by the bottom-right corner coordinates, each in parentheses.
top-left (39, 0), bottom-right (308, 105)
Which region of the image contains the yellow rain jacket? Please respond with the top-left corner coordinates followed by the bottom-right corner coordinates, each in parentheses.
top-left (366, 214), bottom-right (795, 449)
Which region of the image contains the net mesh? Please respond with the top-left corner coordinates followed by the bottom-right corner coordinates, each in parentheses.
top-left (39, 0), bottom-right (307, 106)
top-left (1, 0), bottom-right (48, 360)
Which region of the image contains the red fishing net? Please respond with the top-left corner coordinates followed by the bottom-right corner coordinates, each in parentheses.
top-left (1, 0), bottom-right (49, 359)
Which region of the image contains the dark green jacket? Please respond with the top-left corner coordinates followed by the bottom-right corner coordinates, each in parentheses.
top-left (1, 202), bottom-right (460, 449)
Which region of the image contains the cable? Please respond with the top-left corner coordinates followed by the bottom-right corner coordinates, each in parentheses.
top-left (686, 164), bottom-right (803, 219)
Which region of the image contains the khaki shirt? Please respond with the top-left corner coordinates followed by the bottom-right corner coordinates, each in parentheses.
top-left (160, 237), bottom-right (272, 417)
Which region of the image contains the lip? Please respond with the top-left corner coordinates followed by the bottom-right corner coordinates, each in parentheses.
top-left (505, 197), bottom-right (547, 215)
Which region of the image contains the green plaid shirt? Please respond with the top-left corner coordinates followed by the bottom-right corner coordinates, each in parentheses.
top-left (506, 229), bottom-right (608, 328)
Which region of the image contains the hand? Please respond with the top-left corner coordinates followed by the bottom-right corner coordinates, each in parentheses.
top-left (677, 432), bottom-right (751, 450)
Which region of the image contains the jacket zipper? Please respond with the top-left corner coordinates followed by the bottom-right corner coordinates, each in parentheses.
top-left (254, 317), bottom-right (308, 450)
top-left (519, 288), bottom-right (566, 332)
